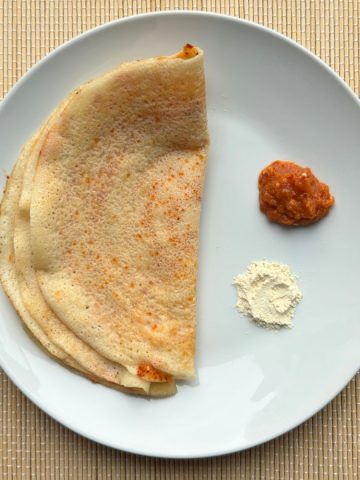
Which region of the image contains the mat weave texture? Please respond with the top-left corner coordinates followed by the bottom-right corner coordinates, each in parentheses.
top-left (0, 1), bottom-right (359, 479)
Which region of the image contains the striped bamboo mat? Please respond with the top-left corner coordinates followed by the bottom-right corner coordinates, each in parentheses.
top-left (0, 1), bottom-right (359, 479)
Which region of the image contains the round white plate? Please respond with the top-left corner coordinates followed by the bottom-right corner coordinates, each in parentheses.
top-left (0, 12), bottom-right (359, 458)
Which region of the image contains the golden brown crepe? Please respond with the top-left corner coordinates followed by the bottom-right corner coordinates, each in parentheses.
top-left (0, 44), bottom-right (209, 395)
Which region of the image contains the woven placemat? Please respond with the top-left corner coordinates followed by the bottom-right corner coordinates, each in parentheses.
top-left (0, 1), bottom-right (359, 479)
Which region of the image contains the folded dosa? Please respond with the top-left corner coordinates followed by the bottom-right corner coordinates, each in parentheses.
top-left (1, 44), bottom-right (208, 394)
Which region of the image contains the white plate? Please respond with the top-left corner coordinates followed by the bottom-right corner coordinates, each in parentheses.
top-left (0, 11), bottom-right (359, 459)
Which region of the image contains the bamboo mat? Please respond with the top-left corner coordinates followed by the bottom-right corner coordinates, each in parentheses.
top-left (0, 1), bottom-right (359, 479)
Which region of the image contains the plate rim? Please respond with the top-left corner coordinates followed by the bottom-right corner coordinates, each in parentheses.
top-left (0, 10), bottom-right (359, 459)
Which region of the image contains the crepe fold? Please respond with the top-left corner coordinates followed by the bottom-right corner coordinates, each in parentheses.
top-left (0, 44), bottom-right (209, 396)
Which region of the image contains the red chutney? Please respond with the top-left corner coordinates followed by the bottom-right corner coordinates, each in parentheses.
top-left (258, 160), bottom-right (335, 226)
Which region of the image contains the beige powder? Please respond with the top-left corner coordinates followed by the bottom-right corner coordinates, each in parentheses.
top-left (233, 260), bottom-right (302, 328)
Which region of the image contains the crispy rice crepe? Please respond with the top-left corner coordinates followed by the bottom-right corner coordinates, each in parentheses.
top-left (0, 44), bottom-right (208, 395)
